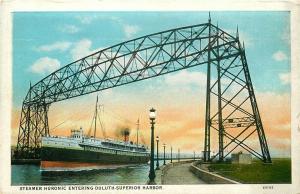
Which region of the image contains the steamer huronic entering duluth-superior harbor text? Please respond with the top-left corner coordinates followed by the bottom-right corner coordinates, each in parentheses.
top-left (40, 97), bottom-right (150, 171)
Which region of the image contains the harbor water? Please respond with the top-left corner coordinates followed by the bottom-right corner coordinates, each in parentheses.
top-left (12, 163), bottom-right (153, 185)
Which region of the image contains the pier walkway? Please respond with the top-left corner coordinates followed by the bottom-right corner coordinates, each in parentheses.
top-left (161, 161), bottom-right (206, 184)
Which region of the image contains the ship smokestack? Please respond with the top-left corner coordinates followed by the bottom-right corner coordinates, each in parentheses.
top-left (115, 126), bottom-right (131, 142)
top-left (124, 130), bottom-right (130, 142)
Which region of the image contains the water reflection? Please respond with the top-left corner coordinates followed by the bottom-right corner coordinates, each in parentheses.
top-left (12, 164), bottom-right (151, 185)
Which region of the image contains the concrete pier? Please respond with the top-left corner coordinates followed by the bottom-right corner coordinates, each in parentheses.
top-left (152, 160), bottom-right (206, 184)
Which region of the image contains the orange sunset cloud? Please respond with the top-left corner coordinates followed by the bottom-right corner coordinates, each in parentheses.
top-left (11, 81), bottom-right (290, 158)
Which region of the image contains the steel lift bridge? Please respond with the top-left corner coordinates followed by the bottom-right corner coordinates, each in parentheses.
top-left (16, 17), bottom-right (272, 163)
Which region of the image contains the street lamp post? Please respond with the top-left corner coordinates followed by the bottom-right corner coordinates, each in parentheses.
top-left (194, 151), bottom-right (195, 161)
top-left (148, 108), bottom-right (156, 181)
top-left (156, 136), bottom-right (160, 170)
top-left (171, 146), bottom-right (173, 163)
top-left (163, 143), bottom-right (166, 165)
top-left (178, 148), bottom-right (180, 162)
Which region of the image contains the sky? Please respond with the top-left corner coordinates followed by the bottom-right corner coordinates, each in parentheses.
top-left (12, 11), bottom-right (290, 158)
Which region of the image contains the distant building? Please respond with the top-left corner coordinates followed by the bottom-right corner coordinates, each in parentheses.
top-left (231, 152), bottom-right (252, 164)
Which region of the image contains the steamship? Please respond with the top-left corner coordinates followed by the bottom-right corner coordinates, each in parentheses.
top-left (40, 98), bottom-right (150, 171)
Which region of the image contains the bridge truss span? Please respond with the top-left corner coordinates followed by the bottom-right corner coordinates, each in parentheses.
top-left (16, 20), bottom-right (271, 163)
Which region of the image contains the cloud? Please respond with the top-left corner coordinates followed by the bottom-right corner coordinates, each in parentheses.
top-left (60, 24), bottom-right (79, 34)
top-left (76, 15), bottom-right (141, 39)
top-left (272, 50), bottom-right (287, 61)
top-left (75, 15), bottom-right (98, 24)
top-left (256, 91), bottom-right (290, 127)
top-left (123, 24), bottom-right (141, 39)
top-left (70, 39), bottom-right (93, 60)
top-left (11, 75), bottom-right (291, 157)
top-left (164, 70), bottom-right (207, 87)
top-left (279, 72), bottom-right (290, 85)
top-left (109, 16), bottom-right (123, 23)
top-left (29, 57), bottom-right (60, 74)
top-left (36, 41), bottom-right (72, 52)
top-left (106, 16), bottom-right (140, 39)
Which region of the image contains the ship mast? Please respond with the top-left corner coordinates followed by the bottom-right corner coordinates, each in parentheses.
top-left (93, 95), bottom-right (98, 138)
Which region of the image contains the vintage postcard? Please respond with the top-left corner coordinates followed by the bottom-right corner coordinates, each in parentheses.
top-left (0, 0), bottom-right (299, 194)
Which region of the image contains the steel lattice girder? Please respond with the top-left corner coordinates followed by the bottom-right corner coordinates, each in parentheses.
top-left (205, 27), bottom-right (271, 162)
top-left (24, 23), bottom-right (239, 105)
top-left (16, 22), bottom-right (271, 163)
top-left (16, 102), bottom-right (49, 158)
